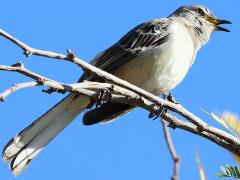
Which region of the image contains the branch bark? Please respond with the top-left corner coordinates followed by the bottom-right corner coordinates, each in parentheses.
top-left (162, 120), bottom-right (180, 180)
top-left (0, 81), bottom-right (40, 101)
top-left (1, 29), bottom-right (240, 159)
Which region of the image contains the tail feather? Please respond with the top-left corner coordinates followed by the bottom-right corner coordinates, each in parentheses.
top-left (2, 93), bottom-right (90, 176)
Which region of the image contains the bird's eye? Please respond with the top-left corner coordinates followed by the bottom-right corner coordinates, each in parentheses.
top-left (197, 8), bottom-right (205, 16)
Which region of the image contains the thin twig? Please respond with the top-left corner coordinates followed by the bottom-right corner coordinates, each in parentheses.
top-left (195, 149), bottom-right (207, 180)
top-left (162, 121), bottom-right (180, 180)
top-left (0, 81), bottom-right (40, 101)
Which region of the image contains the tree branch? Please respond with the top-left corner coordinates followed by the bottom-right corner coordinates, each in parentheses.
top-left (0, 65), bottom-right (235, 155)
top-left (1, 29), bottom-right (240, 159)
top-left (162, 120), bottom-right (180, 180)
top-left (0, 81), bottom-right (40, 101)
top-left (0, 29), bottom-right (216, 130)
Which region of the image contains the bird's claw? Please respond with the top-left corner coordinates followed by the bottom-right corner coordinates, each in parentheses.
top-left (95, 89), bottom-right (112, 108)
top-left (166, 93), bottom-right (179, 104)
top-left (168, 123), bottom-right (177, 129)
top-left (148, 104), bottom-right (167, 120)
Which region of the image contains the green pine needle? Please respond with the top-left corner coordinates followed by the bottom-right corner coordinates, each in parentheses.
top-left (216, 164), bottom-right (240, 179)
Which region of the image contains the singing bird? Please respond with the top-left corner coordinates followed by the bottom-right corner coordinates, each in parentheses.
top-left (2, 5), bottom-right (231, 176)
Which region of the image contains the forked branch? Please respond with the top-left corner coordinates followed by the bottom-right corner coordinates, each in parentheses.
top-left (1, 29), bottom-right (240, 161)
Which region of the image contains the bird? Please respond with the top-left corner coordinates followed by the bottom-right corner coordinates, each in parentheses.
top-left (2, 5), bottom-right (232, 176)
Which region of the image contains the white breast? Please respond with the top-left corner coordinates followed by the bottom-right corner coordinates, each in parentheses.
top-left (113, 21), bottom-right (197, 95)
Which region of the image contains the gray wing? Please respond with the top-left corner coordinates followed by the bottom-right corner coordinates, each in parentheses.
top-left (79, 18), bottom-right (170, 81)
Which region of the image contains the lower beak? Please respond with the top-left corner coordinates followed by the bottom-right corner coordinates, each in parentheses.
top-left (207, 18), bottom-right (232, 32)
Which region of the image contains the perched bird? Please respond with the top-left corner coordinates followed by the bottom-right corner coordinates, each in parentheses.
top-left (2, 5), bottom-right (231, 176)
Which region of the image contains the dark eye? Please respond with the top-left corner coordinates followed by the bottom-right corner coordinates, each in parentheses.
top-left (197, 8), bottom-right (205, 16)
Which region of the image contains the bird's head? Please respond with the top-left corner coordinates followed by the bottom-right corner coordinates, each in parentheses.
top-left (170, 5), bottom-right (232, 46)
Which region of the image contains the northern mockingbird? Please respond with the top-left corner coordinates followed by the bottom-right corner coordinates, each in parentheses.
top-left (3, 5), bottom-right (231, 176)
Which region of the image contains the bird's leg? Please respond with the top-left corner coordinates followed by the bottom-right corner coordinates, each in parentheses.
top-left (161, 93), bottom-right (179, 128)
top-left (148, 104), bottom-right (167, 120)
top-left (87, 86), bottom-right (113, 109)
top-left (42, 87), bottom-right (66, 94)
top-left (95, 89), bottom-right (112, 108)
top-left (164, 93), bottom-right (179, 104)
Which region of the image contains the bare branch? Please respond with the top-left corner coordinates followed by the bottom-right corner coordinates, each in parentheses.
top-left (162, 113), bottom-right (238, 155)
top-left (0, 63), bottom-right (239, 157)
top-left (1, 29), bottom-right (240, 158)
top-left (195, 149), bottom-right (207, 180)
top-left (0, 29), bottom-right (215, 130)
top-left (162, 120), bottom-right (180, 180)
top-left (0, 81), bottom-right (39, 101)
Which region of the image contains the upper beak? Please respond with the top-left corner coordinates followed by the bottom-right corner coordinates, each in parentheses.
top-left (207, 18), bottom-right (233, 32)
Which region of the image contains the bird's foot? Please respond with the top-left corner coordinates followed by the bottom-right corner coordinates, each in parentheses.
top-left (87, 89), bottom-right (112, 109)
top-left (148, 104), bottom-right (167, 120)
top-left (164, 93), bottom-right (179, 105)
top-left (168, 123), bottom-right (177, 129)
top-left (95, 89), bottom-right (112, 108)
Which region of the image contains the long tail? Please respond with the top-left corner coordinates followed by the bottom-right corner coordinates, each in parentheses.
top-left (2, 93), bottom-right (90, 176)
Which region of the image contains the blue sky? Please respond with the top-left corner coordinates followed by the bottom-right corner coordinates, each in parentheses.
top-left (0, 0), bottom-right (239, 179)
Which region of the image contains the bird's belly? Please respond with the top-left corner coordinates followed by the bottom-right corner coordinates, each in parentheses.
top-left (113, 38), bottom-right (195, 95)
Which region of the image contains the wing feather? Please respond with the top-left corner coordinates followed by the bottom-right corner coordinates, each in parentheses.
top-left (80, 18), bottom-right (170, 81)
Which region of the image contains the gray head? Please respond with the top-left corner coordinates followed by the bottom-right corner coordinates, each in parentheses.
top-left (170, 5), bottom-right (232, 46)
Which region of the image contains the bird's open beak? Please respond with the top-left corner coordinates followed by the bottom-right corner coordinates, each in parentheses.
top-left (207, 18), bottom-right (232, 32)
